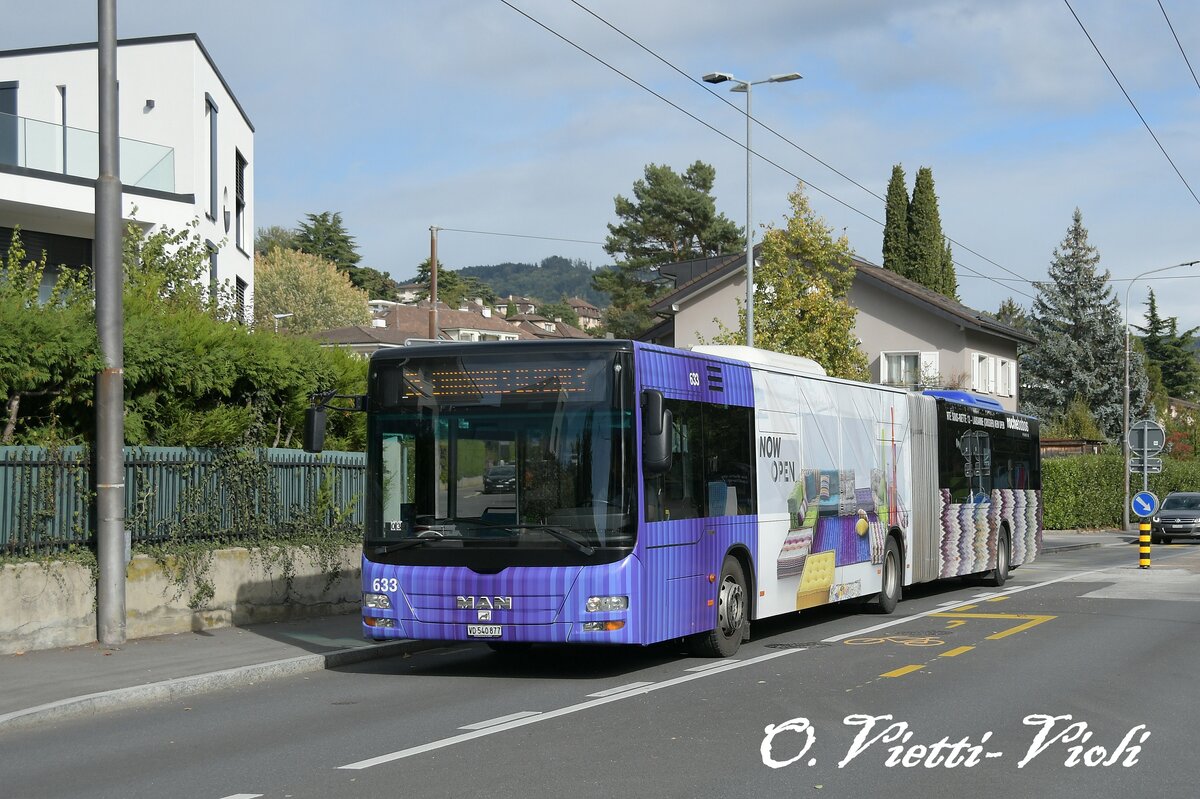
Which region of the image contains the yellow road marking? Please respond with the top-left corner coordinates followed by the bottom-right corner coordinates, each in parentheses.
top-left (881, 664), bottom-right (924, 678)
top-left (931, 611), bottom-right (1056, 640)
top-left (939, 645), bottom-right (974, 658)
top-left (955, 604), bottom-right (978, 611)
top-left (985, 596), bottom-right (1010, 602)
top-left (945, 620), bottom-right (966, 629)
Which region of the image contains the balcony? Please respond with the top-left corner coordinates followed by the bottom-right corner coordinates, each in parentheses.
top-left (0, 110), bottom-right (175, 193)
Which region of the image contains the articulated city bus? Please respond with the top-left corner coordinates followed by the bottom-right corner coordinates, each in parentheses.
top-left (345, 339), bottom-right (1040, 657)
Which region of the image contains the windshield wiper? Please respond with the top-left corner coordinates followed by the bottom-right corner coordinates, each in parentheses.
top-left (475, 523), bottom-right (596, 556)
top-left (371, 533), bottom-right (505, 554)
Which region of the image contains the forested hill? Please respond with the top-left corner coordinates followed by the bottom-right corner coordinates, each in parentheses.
top-left (456, 256), bottom-right (612, 306)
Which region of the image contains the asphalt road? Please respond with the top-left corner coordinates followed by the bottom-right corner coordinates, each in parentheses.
top-left (4, 542), bottom-right (1199, 799)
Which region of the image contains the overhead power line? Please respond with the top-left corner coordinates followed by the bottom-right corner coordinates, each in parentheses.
top-left (1063, 0), bottom-right (1200, 208)
top-left (500, 0), bottom-right (1037, 301)
top-left (439, 227), bottom-right (605, 246)
top-left (1157, 0), bottom-right (1200, 93)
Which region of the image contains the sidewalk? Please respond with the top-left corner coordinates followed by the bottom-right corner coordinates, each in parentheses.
top-left (0, 613), bottom-right (438, 733)
top-left (0, 531), bottom-right (1134, 733)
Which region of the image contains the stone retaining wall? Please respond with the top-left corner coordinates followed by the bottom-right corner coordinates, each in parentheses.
top-left (0, 545), bottom-right (361, 655)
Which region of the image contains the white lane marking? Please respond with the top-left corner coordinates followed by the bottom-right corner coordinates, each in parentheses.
top-left (821, 567), bottom-right (1106, 644)
top-left (587, 681), bottom-right (654, 697)
top-left (972, 592), bottom-right (998, 599)
top-left (684, 660), bottom-right (735, 672)
top-left (218, 794), bottom-right (263, 799)
top-left (459, 711), bottom-right (541, 730)
top-left (338, 650), bottom-right (797, 770)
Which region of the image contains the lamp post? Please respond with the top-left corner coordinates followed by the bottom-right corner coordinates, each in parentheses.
top-left (272, 312), bottom-right (294, 333)
top-left (1123, 260), bottom-right (1200, 530)
top-left (701, 70), bottom-right (801, 348)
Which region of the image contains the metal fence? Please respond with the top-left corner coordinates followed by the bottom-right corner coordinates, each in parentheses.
top-left (0, 446), bottom-right (366, 554)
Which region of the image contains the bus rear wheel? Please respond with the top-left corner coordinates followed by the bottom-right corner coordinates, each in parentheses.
top-left (688, 556), bottom-right (747, 658)
top-left (873, 537), bottom-right (901, 614)
top-left (983, 531), bottom-right (1010, 587)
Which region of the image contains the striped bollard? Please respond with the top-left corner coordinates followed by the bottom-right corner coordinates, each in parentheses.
top-left (1139, 522), bottom-right (1151, 569)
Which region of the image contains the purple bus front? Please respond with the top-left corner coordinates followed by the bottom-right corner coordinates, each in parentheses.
top-left (358, 340), bottom-right (755, 650)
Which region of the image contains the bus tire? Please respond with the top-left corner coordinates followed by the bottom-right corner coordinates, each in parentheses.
top-left (874, 537), bottom-right (902, 614)
top-left (983, 531), bottom-right (1010, 587)
top-left (688, 556), bottom-right (747, 658)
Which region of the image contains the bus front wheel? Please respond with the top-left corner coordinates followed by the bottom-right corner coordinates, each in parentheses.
top-left (689, 556), bottom-right (747, 658)
top-left (983, 531), bottom-right (1010, 587)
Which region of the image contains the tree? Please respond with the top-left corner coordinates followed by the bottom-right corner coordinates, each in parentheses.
top-left (254, 225), bottom-right (298, 255)
top-left (538, 299), bottom-right (580, 328)
top-left (904, 166), bottom-right (957, 298)
top-left (882, 164), bottom-right (909, 274)
top-left (413, 258), bottom-right (497, 308)
top-left (0, 230), bottom-right (101, 443)
top-left (347, 265), bottom-right (402, 301)
top-left (994, 297), bottom-right (1030, 334)
top-left (1134, 288), bottom-right (1200, 403)
top-left (711, 183), bottom-right (868, 380)
top-left (1020, 208), bottom-right (1147, 437)
top-left (252, 248), bottom-right (371, 335)
top-left (595, 161), bottom-right (743, 338)
top-left (294, 211), bottom-right (361, 270)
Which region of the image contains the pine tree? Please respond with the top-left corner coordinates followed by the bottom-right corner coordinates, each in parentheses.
top-left (994, 297), bottom-right (1030, 334)
top-left (1021, 208), bottom-right (1148, 437)
top-left (903, 167), bottom-right (957, 298)
top-left (1134, 288), bottom-right (1200, 402)
top-left (882, 164), bottom-right (909, 275)
top-left (711, 183), bottom-right (868, 380)
top-left (595, 161), bottom-right (742, 338)
top-left (294, 211), bottom-right (361, 271)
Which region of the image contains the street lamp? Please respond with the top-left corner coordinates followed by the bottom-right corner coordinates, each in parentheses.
top-left (272, 312), bottom-right (294, 333)
top-left (702, 70), bottom-right (802, 348)
top-left (1122, 260), bottom-right (1200, 530)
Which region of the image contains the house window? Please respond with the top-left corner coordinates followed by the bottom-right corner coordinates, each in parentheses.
top-left (234, 150), bottom-right (247, 251)
top-left (235, 276), bottom-right (247, 324)
top-left (972, 353), bottom-right (995, 394)
top-left (997, 358), bottom-right (1015, 397)
top-left (205, 95), bottom-right (218, 221)
top-left (884, 353), bottom-right (919, 388)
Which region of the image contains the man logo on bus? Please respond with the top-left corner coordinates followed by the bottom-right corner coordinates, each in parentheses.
top-left (457, 596), bottom-right (513, 611)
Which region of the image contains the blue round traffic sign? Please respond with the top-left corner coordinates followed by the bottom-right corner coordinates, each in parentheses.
top-left (1132, 491), bottom-right (1159, 518)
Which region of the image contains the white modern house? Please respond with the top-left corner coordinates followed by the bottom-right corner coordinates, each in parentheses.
top-left (0, 34), bottom-right (254, 318)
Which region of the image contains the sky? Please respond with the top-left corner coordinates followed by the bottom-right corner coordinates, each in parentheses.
top-left (4, 0), bottom-right (1200, 331)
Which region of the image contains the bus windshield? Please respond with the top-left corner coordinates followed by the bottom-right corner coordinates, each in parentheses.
top-left (366, 350), bottom-right (635, 562)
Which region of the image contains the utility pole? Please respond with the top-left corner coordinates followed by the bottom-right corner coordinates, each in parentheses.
top-left (96, 0), bottom-right (127, 647)
top-left (428, 226), bottom-right (439, 340)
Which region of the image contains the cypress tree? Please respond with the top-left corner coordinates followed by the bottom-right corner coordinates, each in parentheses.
top-left (904, 167), bottom-right (956, 297)
top-left (882, 164), bottom-right (909, 276)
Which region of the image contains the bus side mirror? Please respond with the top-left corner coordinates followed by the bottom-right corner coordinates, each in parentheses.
top-left (642, 389), bottom-right (673, 476)
top-left (303, 407), bottom-right (327, 453)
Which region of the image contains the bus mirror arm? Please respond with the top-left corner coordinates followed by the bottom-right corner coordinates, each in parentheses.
top-left (303, 392), bottom-right (368, 454)
top-left (642, 389), bottom-right (673, 476)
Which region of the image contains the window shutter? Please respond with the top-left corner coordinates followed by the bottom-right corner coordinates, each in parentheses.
top-left (988, 357), bottom-right (997, 394)
top-left (919, 352), bottom-right (939, 387)
top-left (971, 354), bottom-right (981, 392)
top-left (880, 352), bottom-right (890, 384)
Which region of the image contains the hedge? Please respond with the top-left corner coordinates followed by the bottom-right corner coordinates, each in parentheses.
top-left (1042, 452), bottom-right (1200, 529)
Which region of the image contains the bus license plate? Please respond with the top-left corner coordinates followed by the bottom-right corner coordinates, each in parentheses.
top-left (467, 625), bottom-right (502, 638)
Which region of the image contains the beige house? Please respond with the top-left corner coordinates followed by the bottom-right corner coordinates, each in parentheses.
top-left (642, 250), bottom-right (1034, 412)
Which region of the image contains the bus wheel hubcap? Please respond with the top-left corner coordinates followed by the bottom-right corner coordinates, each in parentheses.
top-left (719, 575), bottom-right (744, 636)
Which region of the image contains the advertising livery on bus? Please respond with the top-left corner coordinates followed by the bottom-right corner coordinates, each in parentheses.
top-left (337, 339), bottom-right (1040, 657)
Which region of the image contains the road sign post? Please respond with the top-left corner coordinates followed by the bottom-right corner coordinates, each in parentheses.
top-left (1131, 490), bottom-right (1158, 570)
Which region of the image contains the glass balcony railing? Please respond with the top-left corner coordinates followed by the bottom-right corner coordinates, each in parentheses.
top-left (0, 110), bottom-right (175, 193)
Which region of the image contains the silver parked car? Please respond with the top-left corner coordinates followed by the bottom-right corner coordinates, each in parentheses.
top-left (1151, 492), bottom-right (1200, 544)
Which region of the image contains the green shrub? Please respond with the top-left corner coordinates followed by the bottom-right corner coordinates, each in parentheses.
top-left (1043, 451), bottom-right (1200, 529)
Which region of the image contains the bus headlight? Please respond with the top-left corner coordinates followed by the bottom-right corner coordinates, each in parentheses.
top-left (586, 595), bottom-right (628, 612)
top-left (363, 592), bottom-right (391, 610)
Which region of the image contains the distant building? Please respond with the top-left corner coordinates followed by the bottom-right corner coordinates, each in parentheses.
top-left (508, 312), bottom-right (591, 340)
top-left (394, 282), bottom-right (422, 304)
top-left (566, 296), bottom-right (602, 330)
top-left (499, 294), bottom-right (537, 316)
top-left (1, 34), bottom-right (254, 318)
top-left (311, 302), bottom-right (532, 356)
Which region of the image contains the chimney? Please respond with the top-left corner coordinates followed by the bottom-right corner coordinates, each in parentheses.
top-left (482, 307), bottom-right (492, 318)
